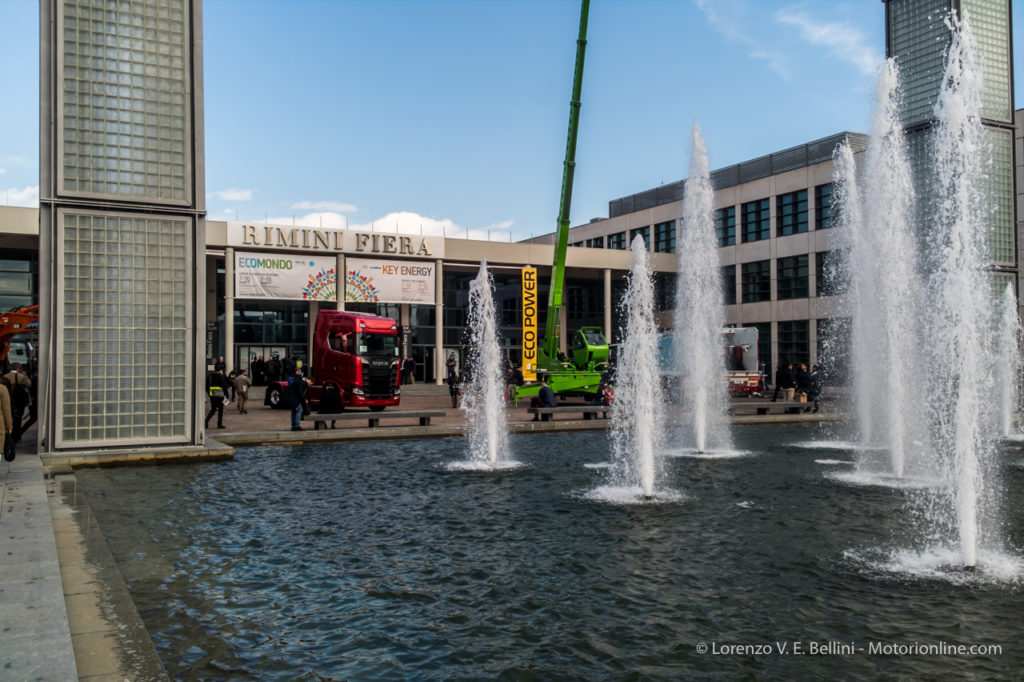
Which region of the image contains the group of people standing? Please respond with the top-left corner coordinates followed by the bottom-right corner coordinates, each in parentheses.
top-left (1, 361), bottom-right (36, 460)
top-left (248, 354), bottom-right (301, 386)
top-left (771, 361), bottom-right (821, 413)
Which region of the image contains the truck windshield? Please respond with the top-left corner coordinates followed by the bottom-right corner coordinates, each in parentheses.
top-left (579, 328), bottom-right (606, 345)
top-left (355, 332), bottom-right (399, 358)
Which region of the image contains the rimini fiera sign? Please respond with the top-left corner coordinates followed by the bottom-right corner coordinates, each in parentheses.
top-left (227, 222), bottom-right (445, 259)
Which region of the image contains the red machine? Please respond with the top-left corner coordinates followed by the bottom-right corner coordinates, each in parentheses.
top-left (0, 305), bottom-right (39, 365)
top-left (264, 310), bottom-right (401, 411)
top-left (722, 327), bottom-right (764, 397)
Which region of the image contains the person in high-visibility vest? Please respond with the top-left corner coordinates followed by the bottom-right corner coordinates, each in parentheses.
top-left (205, 369), bottom-right (230, 429)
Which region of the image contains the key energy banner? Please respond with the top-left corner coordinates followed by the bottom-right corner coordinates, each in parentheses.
top-left (521, 267), bottom-right (538, 381)
top-left (235, 252), bottom-right (337, 301)
top-left (345, 258), bottom-right (435, 304)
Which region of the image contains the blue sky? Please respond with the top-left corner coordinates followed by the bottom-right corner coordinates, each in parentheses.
top-left (1, 1), bottom-right (1022, 241)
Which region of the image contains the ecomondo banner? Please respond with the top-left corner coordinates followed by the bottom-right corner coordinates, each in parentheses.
top-left (345, 258), bottom-right (436, 304)
top-left (235, 252), bottom-right (337, 301)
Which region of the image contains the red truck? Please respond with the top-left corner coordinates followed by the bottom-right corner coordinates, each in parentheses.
top-left (264, 310), bottom-right (402, 411)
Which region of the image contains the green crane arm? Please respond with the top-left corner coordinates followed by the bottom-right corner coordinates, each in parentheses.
top-left (541, 0), bottom-right (589, 369)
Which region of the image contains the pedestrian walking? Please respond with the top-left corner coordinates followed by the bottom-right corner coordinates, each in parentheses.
top-left (807, 364), bottom-right (822, 413)
top-left (234, 369), bottom-right (252, 414)
top-left (3, 365), bottom-right (30, 443)
top-left (447, 369), bottom-right (461, 409)
top-left (0, 378), bottom-right (14, 461)
top-left (205, 369), bottom-right (230, 430)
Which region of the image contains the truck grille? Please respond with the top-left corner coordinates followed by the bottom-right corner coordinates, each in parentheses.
top-left (364, 361), bottom-right (397, 399)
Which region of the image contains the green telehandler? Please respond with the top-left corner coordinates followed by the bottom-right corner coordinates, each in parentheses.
top-left (515, 0), bottom-right (610, 402)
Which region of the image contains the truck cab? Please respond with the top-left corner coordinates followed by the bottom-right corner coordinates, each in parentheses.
top-left (265, 310), bottom-right (401, 411)
top-left (313, 310), bottom-right (401, 410)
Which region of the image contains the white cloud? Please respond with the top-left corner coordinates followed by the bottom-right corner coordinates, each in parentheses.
top-left (263, 211), bottom-right (351, 229)
top-left (695, 0), bottom-right (792, 79)
top-left (481, 219), bottom-right (515, 231)
top-left (350, 211), bottom-right (461, 237)
top-left (291, 200), bottom-right (357, 213)
top-left (0, 168), bottom-right (6, 174)
top-left (257, 210), bottom-right (516, 242)
top-left (777, 9), bottom-right (880, 76)
top-left (2, 185), bottom-right (38, 207)
top-left (211, 188), bottom-right (253, 201)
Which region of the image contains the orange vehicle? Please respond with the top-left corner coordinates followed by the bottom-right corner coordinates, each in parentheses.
top-left (0, 305), bottom-right (39, 367)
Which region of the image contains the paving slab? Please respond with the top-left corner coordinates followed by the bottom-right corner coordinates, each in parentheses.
top-left (0, 450), bottom-right (78, 681)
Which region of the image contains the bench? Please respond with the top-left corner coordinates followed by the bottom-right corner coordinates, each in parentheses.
top-left (527, 405), bottom-right (609, 422)
top-left (727, 400), bottom-right (815, 416)
top-left (303, 410), bottom-right (446, 429)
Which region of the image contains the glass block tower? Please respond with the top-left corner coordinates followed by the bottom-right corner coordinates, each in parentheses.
top-left (39, 1), bottom-right (206, 453)
top-left (884, 0), bottom-right (1017, 291)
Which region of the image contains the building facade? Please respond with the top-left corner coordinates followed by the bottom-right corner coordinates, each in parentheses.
top-left (525, 132), bottom-right (868, 383)
top-left (1, 207), bottom-right (675, 388)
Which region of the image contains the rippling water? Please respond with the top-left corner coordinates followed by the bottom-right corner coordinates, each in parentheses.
top-left (76, 424), bottom-right (1024, 680)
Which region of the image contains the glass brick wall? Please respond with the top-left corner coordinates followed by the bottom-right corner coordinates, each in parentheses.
top-left (59, 212), bottom-right (190, 445)
top-left (984, 127), bottom-right (1014, 265)
top-left (59, 0), bottom-right (189, 202)
top-left (887, 0), bottom-right (949, 128)
top-left (963, 0), bottom-right (1012, 123)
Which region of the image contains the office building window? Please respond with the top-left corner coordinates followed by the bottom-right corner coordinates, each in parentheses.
top-left (741, 260), bottom-right (771, 303)
top-left (816, 250), bottom-right (847, 296)
top-left (777, 320), bottom-right (809, 366)
top-left (654, 220), bottom-right (676, 253)
top-left (715, 206), bottom-right (736, 247)
top-left (0, 249), bottom-right (38, 312)
top-left (722, 265), bottom-right (736, 305)
top-left (815, 183), bottom-right (834, 230)
top-left (586, 236), bottom-right (604, 248)
top-left (608, 232), bottom-right (627, 250)
top-left (776, 190), bottom-right (808, 236)
top-left (630, 226), bottom-right (650, 250)
top-left (742, 199), bottom-right (770, 243)
top-left (817, 317), bottom-right (851, 386)
top-left (777, 255), bottom-right (809, 300)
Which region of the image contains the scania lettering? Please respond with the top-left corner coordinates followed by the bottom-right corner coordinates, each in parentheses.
top-left (265, 310), bottom-right (401, 412)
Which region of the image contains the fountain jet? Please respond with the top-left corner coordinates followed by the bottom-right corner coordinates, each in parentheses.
top-left (463, 260), bottom-right (511, 466)
top-left (675, 119), bottom-right (732, 454)
top-left (609, 236), bottom-right (665, 498)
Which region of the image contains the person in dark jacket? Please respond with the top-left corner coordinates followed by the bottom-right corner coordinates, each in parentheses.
top-left (807, 364), bottom-right (822, 413)
top-left (530, 379), bottom-right (558, 421)
top-left (538, 381), bottom-right (558, 408)
top-left (285, 368), bottom-right (308, 431)
top-left (795, 363), bottom-right (810, 397)
top-left (317, 383), bottom-right (343, 429)
top-left (771, 362), bottom-right (795, 402)
top-left (447, 369), bottom-right (461, 409)
top-left (205, 370), bottom-right (230, 429)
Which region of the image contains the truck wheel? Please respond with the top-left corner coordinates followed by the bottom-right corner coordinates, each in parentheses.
top-left (267, 386), bottom-right (283, 409)
top-left (369, 405), bottom-right (386, 412)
